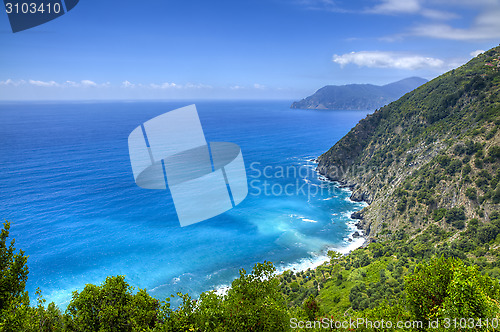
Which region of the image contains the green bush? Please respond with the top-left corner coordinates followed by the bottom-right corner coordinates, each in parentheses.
top-left (452, 220), bottom-right (465, 229)
top-left (437, 155), bottom-right (451, 168)
top-left (465, 187), bottom-right (477, 200)
top-left (462, 163), bottom-right (472, 175)
top-left (0, 221), bottom-right (30, 332)
top-left (65, 276), bottom-right (160, 332)
top-left (405, 256), bottom-right (500, 325)
top-left (488, 146), bottom-right (500, 159)
top-left (303, 295), bottom-right (320, 321)
top-left (476, 225), bottom-right (500, 244)
top-left (446, 159), bottom-right (462, 175)
top-left (432, 208), bottom-right (447, 221)
top-left (445, 207), bottom-right (466, 223)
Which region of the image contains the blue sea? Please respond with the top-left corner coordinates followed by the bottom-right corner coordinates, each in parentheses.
top-left (0, 100), bottom-right (370, 307)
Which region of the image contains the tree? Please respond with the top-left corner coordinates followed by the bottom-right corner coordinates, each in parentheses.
top-left (219, 261), bottom-right (290, 331)
top-left (465, 187), bottom-right (477, 200)
top-left (65, 275), bottom-right (160, 332)
top-left (303, 295), bottom-right (320, 321)
top-left (476, 224), bottom-right (499, 244)
top-left (369, 243), bottom-right (384, 258)
top-left (405, 256), bottom-right (500, 327)
top-left (25, 288), bottom-right (64, 332)
top-left (0, 221), bottom-right (30, 331)
top-left (316, 265), bottom-right (329, 281)
top-left (327, 250), bottom-right (342, 265)
top-left (445, 207), bottom-right (466, 223)
top-left (165, 261), bottom-right (290, 331)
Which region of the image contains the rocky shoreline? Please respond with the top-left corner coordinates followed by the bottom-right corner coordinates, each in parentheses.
top-left (309, 158), bottom-right (372, 245)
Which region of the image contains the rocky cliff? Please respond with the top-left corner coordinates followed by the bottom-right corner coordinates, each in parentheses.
top-left (317, 46), bottom-right (500, 242)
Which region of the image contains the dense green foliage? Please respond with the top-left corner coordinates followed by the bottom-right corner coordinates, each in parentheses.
top-left (318, 45), bottom-right (500, 222)
top-left (65, 276), bottom-right (160, 331)
top-left (0, 221), bottom-right (30, 331)
top-left (0, 221), bottom-right (290, 331)
top-left (317, 46), bottom-right (500, 278)
top-left (308, 47), bottom-right (500, 331)
top-left (3, 218), bottom-right (500, 331)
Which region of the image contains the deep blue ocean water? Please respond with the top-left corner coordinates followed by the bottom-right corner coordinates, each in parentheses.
top-left (0, 100), bottom-right (370, 307)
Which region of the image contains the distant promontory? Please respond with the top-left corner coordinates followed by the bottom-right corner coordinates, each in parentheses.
top-left (291, 77), bottom-right (428, 110)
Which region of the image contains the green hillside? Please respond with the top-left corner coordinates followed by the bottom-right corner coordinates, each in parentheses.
top-left (317, 45), bottom-right (500, 241)
top-left (284, 44), bottom-right (500, 331)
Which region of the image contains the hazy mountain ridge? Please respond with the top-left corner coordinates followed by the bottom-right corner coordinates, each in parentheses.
top-left (291, 77), bottom-right (428, 110)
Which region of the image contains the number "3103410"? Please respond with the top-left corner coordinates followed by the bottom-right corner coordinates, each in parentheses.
top-left (5, 2), bottom-right (62, 14)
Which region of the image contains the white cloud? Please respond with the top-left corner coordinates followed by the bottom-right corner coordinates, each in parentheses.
top-left (402, 1), bottom-right (500, 41)
top-left (332, 51), bottom-right (445, 70)
top-left (228, 84), bottom-right (267, 90)
top-left (299, 0), bottom-right (498, 42)
top-left (149, 82), bottom-right (178, 89)
top-left (410, 10), bottom-right (500, 40)
top-left (148, 82), bottom-right (213, 89)
top-left (411, 23), bottom-right (500, 41)
top-left (294, 0), bottom-right (347, 12)
top-left (64, 81), bottom-right (79, 87)
top-left (80, 80), bottom-right (97, 87)
top-left (1, 79), bottom-right (100, 88)
top-left (121, 80), bottom-right (135, 88)
top-left (366, 0), bottom-right (457, 19)
top-left (29, 79), bottom-right (60, 87)
top-left (470, 50), bottom-right (485, 57)
top-left (0, 79), bottom-right (214, 90)
top-left (420, 9), bottom-right (458, 20)
top-left (184, 83), bottom-right (212, 89)
top-left (431, 0), bottom-right (498, 6)
top-left (368, 0), bottom-right (420, 14)
top-left (0, 79), bottom-right (26, 86)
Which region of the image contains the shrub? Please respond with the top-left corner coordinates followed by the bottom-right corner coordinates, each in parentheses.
top-left (65, 276), bottom-right (160, 332)
top-left (437, 155), bottom-right (451, 168)
top-left (405, 256), bottom-right (500, 324)
top-left (0, 221), bottom-right (30, 331)
top-left (476, 225), bottom-right (500, 244)
top-left (303, 295), bottom-right (320, 321)
top-left (445, 207), bottom-right (466, 223)
top-left (462, 163), bottom-right (472, 175)
top-left (452, 220), bottom-right (465, 229)
top-left (488, 146), bottom-right (500, 159)
top-left (446, 159), bottom-right (462, 175)
top-left (465, 140), bottom-right (482, 155)
top-left (432, 208), bottom-right (447, 221)
top-left (466, 187), bottom-right (477, 200)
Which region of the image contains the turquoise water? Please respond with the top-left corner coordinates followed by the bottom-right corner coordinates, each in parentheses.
top-left (0, 100), bottom-right (369, 307)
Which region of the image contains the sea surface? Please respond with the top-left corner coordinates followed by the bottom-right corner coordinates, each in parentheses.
top-left (0, 100), bottom-right (370, 307)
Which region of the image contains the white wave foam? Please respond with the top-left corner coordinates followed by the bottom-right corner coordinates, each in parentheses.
top-left (342, 210), bottom-right (355, 220)
top-left (214, 285), bottom-right (231, 296)
top-left (212, 170), bottom-right (368, 299)
top-left (318, 175), bottom-right (329, 182)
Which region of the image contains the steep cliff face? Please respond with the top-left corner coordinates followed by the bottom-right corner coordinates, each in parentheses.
top-left (317, 46), bottom-right (500, 241)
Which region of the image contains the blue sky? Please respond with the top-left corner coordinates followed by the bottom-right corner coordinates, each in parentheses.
top-left (1, 0), bottom-right (499, 100)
